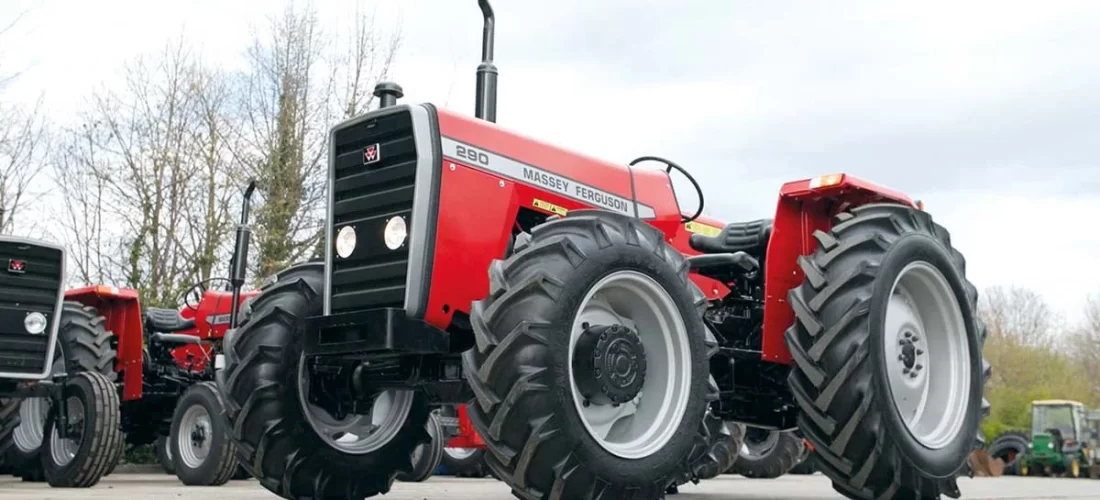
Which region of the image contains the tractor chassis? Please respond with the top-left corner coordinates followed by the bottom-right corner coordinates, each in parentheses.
top-left (303, 309), bottom-right (472, 409)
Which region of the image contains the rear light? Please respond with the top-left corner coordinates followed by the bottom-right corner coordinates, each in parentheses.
top-left (809, 173), bottom-right (844, 189)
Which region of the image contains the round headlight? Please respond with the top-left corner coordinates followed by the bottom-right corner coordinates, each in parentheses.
top-left (24, 312), bottom-right (47, 335)
top-left (335, 226), bottom-right (357, 258)
top-left (384, 216), bottom-right (408, 250)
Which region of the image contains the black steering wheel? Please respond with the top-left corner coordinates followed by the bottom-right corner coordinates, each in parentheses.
top-left (179, 278), bottom-right (232, 311)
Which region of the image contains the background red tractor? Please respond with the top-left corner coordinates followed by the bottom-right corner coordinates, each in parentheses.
top-left (5, 182), bottom-right (261, 486)
top-left (217, 2), bottom-right (989, 499)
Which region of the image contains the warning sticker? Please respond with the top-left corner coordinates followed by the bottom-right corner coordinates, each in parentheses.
top-left (684, 221), bottom-right (722, 237)
top-left (533, 198), bottom-right (568, 216)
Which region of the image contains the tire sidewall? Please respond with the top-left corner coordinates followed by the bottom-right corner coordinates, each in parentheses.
top-left (169, 383), bottom-right (230, 484)
top-left (868, 233), bottom-right (982, 478)
top-left (542, 244), bottom-right (710, 483)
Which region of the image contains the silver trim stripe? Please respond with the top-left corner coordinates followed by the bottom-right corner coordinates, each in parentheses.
top-left (441, 137), bottom-right (656, 219)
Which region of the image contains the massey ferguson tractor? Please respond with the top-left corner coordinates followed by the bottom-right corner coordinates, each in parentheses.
top-left (4, 183), bottom-right (261, 486)
top-left (0, 236), bottom-right (124, 487)
top-left (217, 2), bottom-right (990, 499)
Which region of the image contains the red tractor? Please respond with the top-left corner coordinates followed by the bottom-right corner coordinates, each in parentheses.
top-left (5, 183), bottom-right (261, 486)
top-left (218, 2), bottom-right (989, 499)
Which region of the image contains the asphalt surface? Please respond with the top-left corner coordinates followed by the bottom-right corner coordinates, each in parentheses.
top-left (3, 474), bottom-right (1100, 500)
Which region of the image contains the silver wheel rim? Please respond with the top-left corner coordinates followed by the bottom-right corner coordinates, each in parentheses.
top-left (177, 405), bottom-right (212, 469)
top-left (884, 261), bottom-right (971, 450)
top-left (741, 428), bottom-right (779, 458)
top-left (568, 270), bottom-right (692, 459)
top-left (48, 396), bottom-right (84, 467)
top-left (298, 354), bottom-right (415, 454)
top-left (444, 447), bottom-right (478, 460)
top-left (14, 346), bottom-right (65, 453)
top-left (165, 437), bottom-right (173, 462)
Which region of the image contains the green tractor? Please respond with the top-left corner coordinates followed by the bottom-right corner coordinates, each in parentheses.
top-left (1018, 400), bottom-right (1095, 478)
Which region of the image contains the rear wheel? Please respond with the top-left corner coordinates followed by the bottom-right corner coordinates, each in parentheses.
top-left (732, 429), bottom-right (805, 479)
top-left (988, 430), bottom-right (1028, 476)
top-left (785, 204), bottom-right (989, 499)
top-left (464, 211), bottom-right (718, 499)
top-left (41, 371), bottom-right (124, 487)
top-left (219, 262), bottom-right (430, 499)
top-left (169, 382), bottom-right (238, 486)
top-left (5, 302), bottom-right (118, 482)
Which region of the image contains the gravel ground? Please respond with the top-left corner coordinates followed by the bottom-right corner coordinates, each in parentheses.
top-left (2, 474), bottom-right (1100, 499)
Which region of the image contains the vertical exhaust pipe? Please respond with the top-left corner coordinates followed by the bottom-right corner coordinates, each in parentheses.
top-left (475, 0), bottom-right (497, 123)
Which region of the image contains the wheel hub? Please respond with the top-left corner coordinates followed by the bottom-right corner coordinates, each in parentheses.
top-left (572, 323), bottom-right (647, 405)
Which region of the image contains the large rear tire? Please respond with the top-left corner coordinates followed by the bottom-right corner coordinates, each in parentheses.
top-left (464, 211), bottom-right (719, 499)
top-left (41, 371), bottom-right (124, 487)
top-left (5, 302), bottom-right (118, 482)
top-left (732, 428), bottom-right (805, 479)
top-left (785, 203), bottom-right (989, 499)
top-left (219, 262), bottom-right (431, 499)
top-left (169, 381), bottom-right (238, 486)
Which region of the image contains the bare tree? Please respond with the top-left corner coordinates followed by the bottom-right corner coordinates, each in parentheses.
top-left (233, 1), bottom-right (400, 279)
top-left (979, 285), bottom-right (1060, 348)
top-left (0, 96), bottom-right (48, 235)
top-left (1068, 295), bottom-right (1100, 402)
top-left (52, 40), bottom-right (240, 305)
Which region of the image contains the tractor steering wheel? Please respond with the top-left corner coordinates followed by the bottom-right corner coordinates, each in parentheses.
top-left (179, 277), bottom-right (233, 311)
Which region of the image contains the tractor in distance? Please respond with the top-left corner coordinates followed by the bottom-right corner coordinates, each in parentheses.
top-left (4, 182), bottom-right (262, 486)
top-left (0, 236), bottom-right (124, 487)
top-left (216, 1), bottom-right (990, 499)
top-left (1016, 400), bottom-right (1097, 478)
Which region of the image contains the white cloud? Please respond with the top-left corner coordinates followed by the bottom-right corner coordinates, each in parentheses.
top-left (1, 0), bottom-right (1097, 323)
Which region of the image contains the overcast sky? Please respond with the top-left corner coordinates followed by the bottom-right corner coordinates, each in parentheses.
top-left (2, 0), bottom-right (1098, 324)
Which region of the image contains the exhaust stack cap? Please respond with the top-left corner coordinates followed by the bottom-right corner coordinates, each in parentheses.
top-left (374, 82), bottom-right (404, 109)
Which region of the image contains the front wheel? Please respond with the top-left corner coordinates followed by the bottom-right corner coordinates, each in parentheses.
top-left (169, 382), bottom-right (238, 486)
top-left (219, 262), bottom-right (431, 499)
top-left (785, 203), bottom-right (989, 499)
top-left (154, 435), bottom-right (175, 474)
top-left (464, 211), bottom-right (718, 499)
top-left (396, 410), bottom-right (444, 483)
top-left (41, 371), bottom-right (124, 487)
top-left (731, 429), bottom-right (805, 479)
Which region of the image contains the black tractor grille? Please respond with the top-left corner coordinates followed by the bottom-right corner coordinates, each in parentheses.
top-left (329, 109), bottom-right (417, 314)
top-left (0, 241), bottom-right (63, 377)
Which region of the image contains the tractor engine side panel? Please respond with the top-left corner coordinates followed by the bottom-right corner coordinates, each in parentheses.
top-left (425, 109), bottom-right (684, 328)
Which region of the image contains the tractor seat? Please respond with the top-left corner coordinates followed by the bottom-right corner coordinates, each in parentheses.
top-left (689, 218), bottom-right (773, 256)
top-left (144, 307), bottom-right (197, 333)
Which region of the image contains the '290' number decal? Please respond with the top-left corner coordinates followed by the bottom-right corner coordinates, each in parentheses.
top-left (455, 145), bottom-right (490, 166)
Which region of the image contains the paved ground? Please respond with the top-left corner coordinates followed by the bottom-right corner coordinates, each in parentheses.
top-left (2, 474), bottom-right (1099, 499)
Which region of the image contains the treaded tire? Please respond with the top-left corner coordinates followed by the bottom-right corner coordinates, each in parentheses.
top-left (169, 381), bottom-right (239, 486)
top-left (463, 210), bottom-right (719, 500)
top-left (789, 448), bottom-right (818, 475)
top-left (155, 435), bottom-right (175, 474)
top-left (41, 371), bottom-right (124, 487)
top-left (442, 447), bottom-right (490, 477)
top-left (784, 203), bottom-right (989, 500)
top-left (219, 261), bottom-right (431, 499)
top-left (669, 414), bottom-right (745, 494)
top-left (397, 410), bottom-right (445, 482)
top-left (732, 429), bottom-right (805, 479)
top-left (5, 301), bottom-right (119, 482)
top-left (232, 464), bottom-right (251, 480)
top-left (987, 430), bottom-right (1028, 476)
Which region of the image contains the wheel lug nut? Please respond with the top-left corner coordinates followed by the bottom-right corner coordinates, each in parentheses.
top-left (917, 349), bottom-right (924, 355)
top-left (905, 332), bottom-right (912, 338)
top-left (903, 368), bottom-right (910, 374)
top-left (911, 335), bottom-right (919, 342)
top-left (898, 354), bottom-right (904, 361)
top-left (899, 339), bottom-right (906, 345)
top-left (915, 364), bottom-right (923, 370)
top-left (910, 371), bottom-right (918, 378)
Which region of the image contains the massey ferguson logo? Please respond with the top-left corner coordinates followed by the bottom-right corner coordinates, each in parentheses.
top-left (7, 259), bottom-right (25, 274)
top-left (363, 143), bottom-right (381, 165)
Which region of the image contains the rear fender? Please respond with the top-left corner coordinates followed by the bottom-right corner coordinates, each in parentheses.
top-left (760, 174), bottom-right (916, 364)
top-left (64, 285), bottom-right (144, 400)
